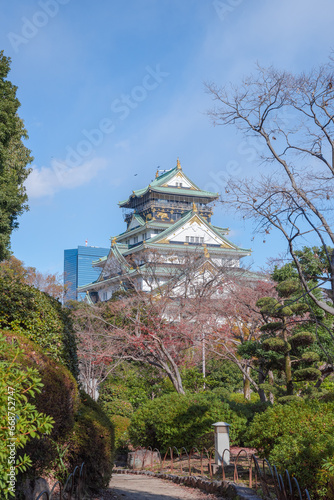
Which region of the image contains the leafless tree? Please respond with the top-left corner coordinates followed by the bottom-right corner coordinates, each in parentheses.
top-left (206, 57), bottom-right (334, 316)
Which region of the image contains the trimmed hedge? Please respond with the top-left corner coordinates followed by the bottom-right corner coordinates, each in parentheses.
top-left (70, 391), bottom-right (115, 489)
top-left (1, 332), bottom-right (114, 489)
top-left (0, 275), bottom-right (78, 377)
top-left (129, 392), bottom-right (247, 452)
top-left (247, 399), bottom-right (334, 498)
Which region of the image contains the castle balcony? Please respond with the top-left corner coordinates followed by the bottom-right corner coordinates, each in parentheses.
top-left (123, 200), bottom-right (214, 223)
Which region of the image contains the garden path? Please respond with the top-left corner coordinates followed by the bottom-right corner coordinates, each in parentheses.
top-left (105, 473), bottom-right (226, 500)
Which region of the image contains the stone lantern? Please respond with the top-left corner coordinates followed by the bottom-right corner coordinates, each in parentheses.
top-left (212, 421), bottom-right (230, 466)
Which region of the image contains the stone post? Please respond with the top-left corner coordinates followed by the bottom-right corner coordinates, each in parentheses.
top-left (212, 422), bottom-right (230, 466)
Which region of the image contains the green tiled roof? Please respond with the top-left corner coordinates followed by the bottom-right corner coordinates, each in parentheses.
top-left (117, 209), bottom-right (251, 257)
top-left (119, 166), bottom-right (218, 206)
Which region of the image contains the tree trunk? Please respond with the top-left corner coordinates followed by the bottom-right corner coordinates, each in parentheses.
top-left (243, 364), bottom-right (251, 400)
top-left (258, 367), bottom-right (267, 403)
top-left (268, 370), bottom-right (274, 404)
top-left (283, 323), bottom-right (293, 396)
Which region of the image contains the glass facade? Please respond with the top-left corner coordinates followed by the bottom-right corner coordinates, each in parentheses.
top-left (64, 245), bottom-right (109, 301)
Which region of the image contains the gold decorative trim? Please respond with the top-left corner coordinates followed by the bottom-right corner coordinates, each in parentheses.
top-left (189, 215), bottom-right (203, 226)
top-left (202, 261), bottom-right (215, 273)
top-left (203, 244), bottom-right (210, 258)
top-left (158, 238), bottom-right (170, 244)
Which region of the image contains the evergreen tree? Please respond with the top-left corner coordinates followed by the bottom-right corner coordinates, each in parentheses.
top-left (0, 51), bottom-right (33, 260)
top-left (238, 253), bottom-right (331, 402)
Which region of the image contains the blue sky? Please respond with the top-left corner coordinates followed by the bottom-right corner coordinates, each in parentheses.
top-left (1, 0), bottom-right (334, 275)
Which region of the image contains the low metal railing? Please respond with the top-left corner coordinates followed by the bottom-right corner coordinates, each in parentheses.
top-left (35, 462), bottom-right (86, 500)
top-left (129, 446), bottom-right (311, 499)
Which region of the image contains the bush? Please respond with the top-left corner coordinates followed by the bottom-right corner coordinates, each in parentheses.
top-left (3, 333), bottom-right (79, 440)
top-left (129, 392), bottom-right (247, 452)
top-left (69, 391), bottom-right (115, 490)
top-left (0, 274), bottom-right (78, 377)
top-left (0, 334), bottom-right (54, 498)
top-left (247, 399), bottom-right (334, 498)
top-left (1, 332), bottom-right (114, 490)
top-left (110, 415), bottom-right (131, 450)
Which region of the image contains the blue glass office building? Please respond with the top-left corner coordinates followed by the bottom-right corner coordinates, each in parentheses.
top-left (64, 245), bottom-right (109, 301)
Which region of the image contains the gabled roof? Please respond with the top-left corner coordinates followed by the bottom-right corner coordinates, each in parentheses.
top-left (145, 208), bottom-right (250, 252)
top-left (116, 208), bottom-right (251, 257)
top-left (116, 220), bottom-right (170, 241)
top-left (128, 213), bottom-right (146, 228)
top-left (119, 162), bottom-right (218, 207)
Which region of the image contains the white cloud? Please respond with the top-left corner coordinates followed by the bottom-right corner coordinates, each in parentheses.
top-left (25, 157), bottom-right (107, 198)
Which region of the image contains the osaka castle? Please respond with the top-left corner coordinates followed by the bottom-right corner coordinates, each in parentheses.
top-left (78, 159), bottom-right (251, 302)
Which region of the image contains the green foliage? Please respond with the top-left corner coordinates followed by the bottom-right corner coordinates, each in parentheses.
top-left (276, 279), bottom-right (300, 297)
top-left (318, 456), bottom-right (334, 499)
top-left (301, 351), bottom-right (320, 363)
top-left (1, 331), bottom-right (114, 491)
top-left (204, 358), bottom-right (244, 393)
top-left (0, 51), bottom-right (33, 261)
top-left (251, 264), bottom-right (326, 399)
top-left (290, 331), bottom-right (316, 347)
top-left (129, 392), bottom-right (247, 452)
top-left (1, 332), bottom-right (79, 478)
top-left (260, 321), bottom-right (282, 331)
top-left (69, 391), bottom-right (115, 490)
top-left (294, 246), bottom-right (333, 281)
top-left (99, 362), bottom-right (173, 417)
top-left (272, 263), bottom-right (299, 282)
top-left (294, 367), bottom-right (322, 381)
top-left (0, 272), bottom-right (78, 377)
top-left (0, 334), bottom-right (54, 498)
top-left (247, 400), bottom-right (334, 497)
top-left (110, 415), bottom-right (131, 450)
top-left (262, 338), bottom-right (290, 353)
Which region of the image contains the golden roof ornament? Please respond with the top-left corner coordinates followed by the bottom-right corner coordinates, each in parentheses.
top-left (111, 236), bottom-right (117, 246)
top-left (177, 158), bottom-right (182, 170)
top-left (203, 244), bottom-right (210, 259)
top-left (156, 169), bottom-right (159, 178)
top-left (192, 202), bottom-right (198, 212)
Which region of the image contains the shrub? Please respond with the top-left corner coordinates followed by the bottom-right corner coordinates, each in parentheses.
top-left (0, 275), bottom-right (78, 377)
top-left (317, 456), bottom-right (334, 500)
top-left (110, 415), bottom-right (131, 450)
top-left (0, 334), bottom-right (54, 498)
top-left (1, 332), bottom-right (114, 490)
top-left (247, 400), bottom-right (334, 498)
top-left (3, 333), bottom-right (79, 439)
top-left (69, 391), bottom-right (115, 490)
top-left (129, 392), bottom-right (247, 452)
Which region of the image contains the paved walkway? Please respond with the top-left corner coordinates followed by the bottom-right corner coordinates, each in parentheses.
top-left (108, 474), bottom-right (223, 500)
